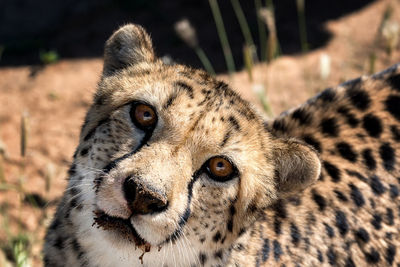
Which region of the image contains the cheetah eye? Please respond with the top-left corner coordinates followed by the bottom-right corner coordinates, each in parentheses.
top-left (130, 102), bottom-right (157, 131)
top-left (206, 156), bottom-right (238, 182)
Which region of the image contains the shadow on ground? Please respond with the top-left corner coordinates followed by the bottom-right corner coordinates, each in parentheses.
top-left (0, 0), bottom-right (375, 72)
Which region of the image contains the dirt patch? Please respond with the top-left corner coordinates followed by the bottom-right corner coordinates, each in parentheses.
top-left (0, 0), bottom-right (399, 265)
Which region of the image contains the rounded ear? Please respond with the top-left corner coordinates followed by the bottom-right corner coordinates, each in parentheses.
top-left (273, 138), bottom-right (321, 196)
top-left (103, 24), bottom-right (156, 75)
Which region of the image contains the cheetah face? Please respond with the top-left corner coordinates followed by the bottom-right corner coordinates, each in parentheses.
top-left (73, 25), bottom-right (321, 253)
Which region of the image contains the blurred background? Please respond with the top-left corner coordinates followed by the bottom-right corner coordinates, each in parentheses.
top-left (0, 0), bottom-right (399, 266)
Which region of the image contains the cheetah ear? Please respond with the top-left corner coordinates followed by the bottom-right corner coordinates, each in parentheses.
top-left (273, 138), bottom-right (321, 196)
top-left (103, 24), bottom-right (156, 75)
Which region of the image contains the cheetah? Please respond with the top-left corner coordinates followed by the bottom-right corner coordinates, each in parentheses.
top-left (44, 24), bottom-right (400, 266)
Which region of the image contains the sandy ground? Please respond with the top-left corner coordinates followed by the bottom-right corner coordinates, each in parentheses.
top-left (0, 0), bottom-right (399, 265)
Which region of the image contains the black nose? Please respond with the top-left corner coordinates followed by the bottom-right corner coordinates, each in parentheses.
top-left (123, 177), bottom-right (168, 214)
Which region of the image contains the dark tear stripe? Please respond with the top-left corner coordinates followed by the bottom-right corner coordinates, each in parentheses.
top-left (163, 168), bottom-right (202, 244)
top-left (95, 128), bottom-right (154, 191)
top-left (83, 118), bottom-right (109, 142)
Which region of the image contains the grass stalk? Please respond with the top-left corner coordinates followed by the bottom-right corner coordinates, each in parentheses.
top-left (174, 19), bottom-right (216, 75)
top-left (243, 45), bottom-right (254, 81)
top-left (0, 157), bottom-right (5, 183)
top-left (255, 0), bottom-right (267, 61)
top-left (20, 113), bottom-right (28, 157)
top-left (208, 0), bottom-right (236, 74)
top-left (195, 47), bottom-right (216, 75)
top-left (296, 0), bottom-right (308, 53)
top-left (231, 0), bottom-right (255, 48)
top-left (259, 8), bottom-right (278, 62)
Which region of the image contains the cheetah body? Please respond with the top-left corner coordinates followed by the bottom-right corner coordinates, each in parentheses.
top-left (44, 24), bottom-right (400, 266)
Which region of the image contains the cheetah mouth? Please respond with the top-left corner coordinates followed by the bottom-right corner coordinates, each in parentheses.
top-left (93, 210), bottom-right (151, 251)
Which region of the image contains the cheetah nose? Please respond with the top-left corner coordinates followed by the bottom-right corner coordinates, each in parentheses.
top-left (123, 177), bottom-right (168, 215)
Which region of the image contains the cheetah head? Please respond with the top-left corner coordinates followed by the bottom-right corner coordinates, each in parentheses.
top-left (73, 24), bottom-right (321, 259)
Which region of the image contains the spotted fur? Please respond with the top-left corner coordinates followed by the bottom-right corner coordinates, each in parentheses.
top-left (44, 24), bottom-right (400, 266)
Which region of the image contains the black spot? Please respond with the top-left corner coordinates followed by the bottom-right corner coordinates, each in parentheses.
top-left (336, 142), bottom-right (358, 162)
top-left (337, 106), bottom-right (359, 127)
top-left (163, 93), bottom-right (178, 109)
top-left (379, 143), bottom-right (395, 171)
top-left (80, 147), bottom-right (89, 157)
top-left (335, 210), bottom-right (349, 236)
top-left (389, 184), bottom-right (399, 199)
top-left (317, 250), bottom-right (324, 263)
top-left (214, 250), bottom-right (223, 260)
top-left (320, 118), bottom-right (339, 137)
top-left (369, 175), bottom-right (386, 195)
top-left (54, 236), bottom-right (65, 250)
top-left (292, 109), bottom-right (312, 125)
top-left (174, 81), bottom-right (194, 98)
top-left (362, 149), bottom-right (376, 170)
top-left (324, 161), bottom-right (341, 182)
top-left (355, 228), bottom-right (369, 243)
top-left (273, 240), bottom-right (283, 262)
top-left (272, 200), bottom-right (287, 219)
top-left (70, 238), bottom-right (83, 256)
top-left (199, 253), bottom-right (207, 265)
top-left (324, 223), bottom-right (335, 238)
top-left (302, 135), bottom-right (322, 152)
top-left (345, 257), bottom-right (356, 267)
top-left (274, 218), bottom-right (282, 235)
top-left (220, 131), bottom-right (231, 147)
top-left (234, 243), bottom-right (245, 251)
top-left (386, 94), bottom-right (400, 121)
top-left (390, 125), bottom-right (400, 141)
top-left (230, 204), bottom-right (236, 216)
top-left (327, 247), bottom-right (337, 266)
top-left (371, 213), bottom-right (382, 230)
top-left (213, 231), bottom-right (221, 243)
top-left (290, 223), bottom-right (301, 245)
top-left (362, 113), bottom-right (382, 138)
top-left (386, 208), bottom-right (394, 225)
top-left (287, 196), bottom-right (301, 206)
top-left (262, 239), bottom-right (270, 262)
top-left (349, 183), bottom-right (365, 207)
top-left (319, 88), bottom-right (336, 102)
top-left (365, 248), bottom-right (380, 263)
top-left (345, 169), bottom-right (368, 182)
top-left (312, 190), bottom-right (326, 211)
top-left (238, 228), bottom-right (246, 236)
top-left (388, 73), bottom-right (400, 92)
top-left (334, 190), bottom-right (348, 202)
top-left (228, 116), bottom-right (241, 131)
top-left (272, 119), bottom-right (287, 132)
top-left (49, 218), bottom-right (60, 230)
top-left (68, 164), bottom-right (76, 176)
top-left (227, 219), bottom-right (233, 232)
top-left (386, 244), bottom-right (396, 265)
top-left (347, 85), bottom-right (371, 111)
